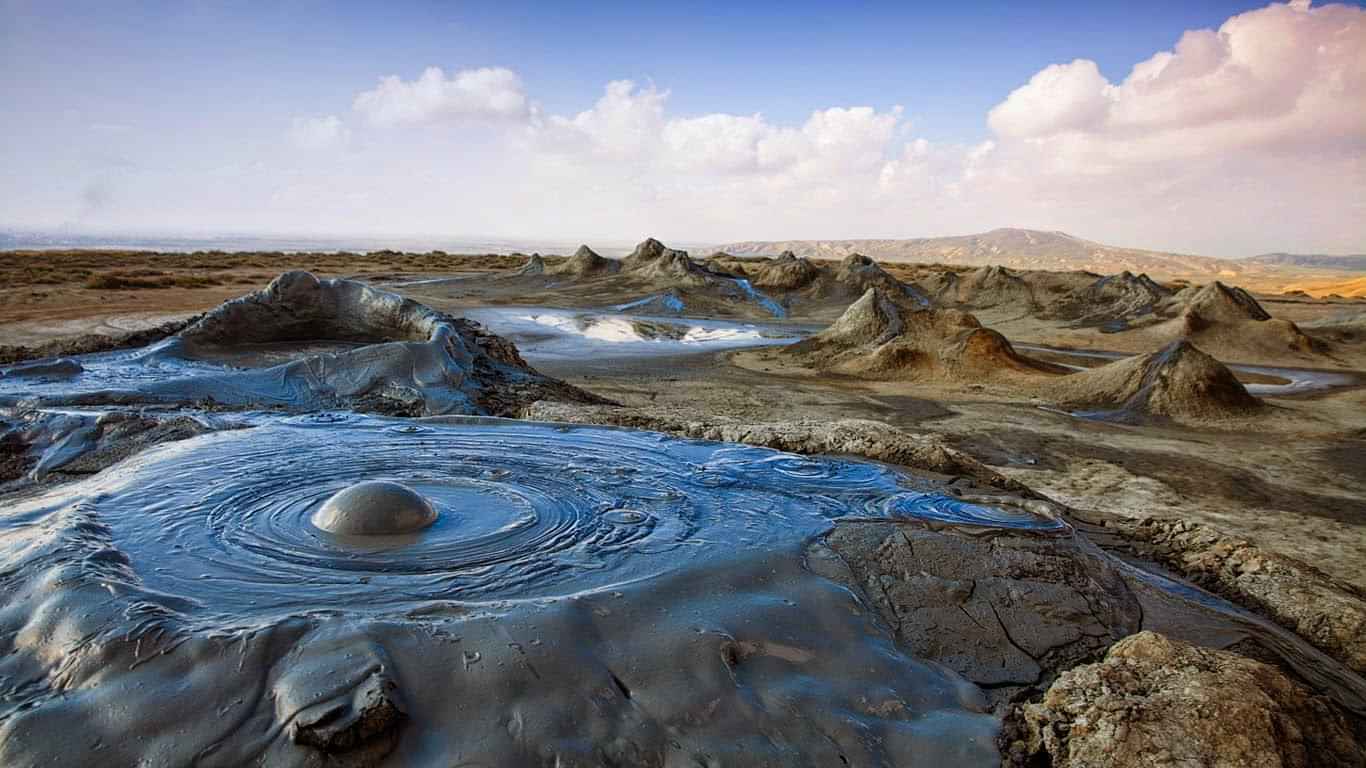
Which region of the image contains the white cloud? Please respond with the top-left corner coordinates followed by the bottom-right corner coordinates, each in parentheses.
top-left (289, 115), bottom-right (350, 151)
top-left (954, 0), bottom-right (1366, 252)
top-left (986, 1), bottom-right (1366, 153)
top-left (987, 60), bottom-right (1112, 138)
top-left (515, 81), bottom-right (906, 232)
top-left (327, 3), bottom-right (1359, 252)
top-left (527, 81), bottom-right (902, 182)
top-left (662, 113), bottom-right (770, 173)
top-left (535, 80), bottom-right (667, 159)
top-left (353, 66), bottom-right (528, 126)
top-left (30, 2), bottom-right (1358, 253)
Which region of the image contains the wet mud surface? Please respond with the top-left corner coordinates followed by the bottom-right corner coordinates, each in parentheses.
top-left (1, 415), bottom-right (1056, 766)
top-left (20, 416), bottom-right (1057, 623)
top-left (2, 265), bottom-right (1366, 764)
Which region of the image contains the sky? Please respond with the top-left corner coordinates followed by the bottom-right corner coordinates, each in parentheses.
top-left (1, 0), bottom-right (1363, 257)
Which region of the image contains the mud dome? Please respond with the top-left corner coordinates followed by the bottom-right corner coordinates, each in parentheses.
top-left (312, 480), bottom-right (439, 535)
top-left (0, 416), bottom-right (1068, 766)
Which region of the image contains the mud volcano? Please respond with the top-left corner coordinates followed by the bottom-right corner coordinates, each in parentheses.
top-left (784, 287), bottom-right (1061, 380)
top-left (5, 416), bottom-right (1366, 765)
top-left (1, 415), bottom-right (1091, 765)
top-left (0, 271), bottom-right (597, 416)
top-left (1054, 340), bottom-right (1263, 421)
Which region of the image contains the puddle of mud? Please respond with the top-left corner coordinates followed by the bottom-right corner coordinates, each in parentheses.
top-left (0, 415), bottom-right (1059, 765)
top-left (9, 416), bottom-right (1058, 620)
top-left (464, 307), bottom-right (804, 360)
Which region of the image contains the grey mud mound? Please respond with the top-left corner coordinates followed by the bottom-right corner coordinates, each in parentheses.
top-left (747, 250), bottom-right (822, 289)
top-left (1053, 340), bottom-right (1263, 421)
top-left (1047, 270), bottom-right (1173, 328)
top-left (710, 250), bottom-right (923, 299)
top-left (834, 253), bottom-right (926, 301)
top-left (620, 237), bottom-right (720, 287)
top-left (8, 271), bottom-right (601, 416)
top-left (1173, 280), bottom-right (1273, 322)
top-left (511, 252), bottom-right (545, 275)
top-left (927, 264), bottom-right (1037, 313)
top-left (548, 244), bottom-right (620, 277)
top-left (1137, 280), bottom-right (1325, 360)
top-left (785, 287), bottom-right (1061, 380)
top-left (1008, 632), bottom-right (1363, 768)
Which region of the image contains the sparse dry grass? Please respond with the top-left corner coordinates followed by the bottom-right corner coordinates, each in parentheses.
top-left (0, 249), bottom-right (530, 330)
top-left (1, 249), bottom-right (530, 291)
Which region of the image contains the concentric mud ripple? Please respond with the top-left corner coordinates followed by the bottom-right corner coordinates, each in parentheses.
top-left (18, 416), bottom-right (1056, 622)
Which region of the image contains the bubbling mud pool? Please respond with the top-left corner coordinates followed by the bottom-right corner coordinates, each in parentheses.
top-left (0, 414), bottom-right (1064, 766)
top-left (23, 415), bottom-right (1059, 623)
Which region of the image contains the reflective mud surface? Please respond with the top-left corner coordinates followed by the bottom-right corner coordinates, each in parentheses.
top-left (463, 307), bottom-right (805, 360)
top-left (10, 416), bottom-right (1055, 622)
top-left (0, 343), bottom-right (234, 399)
top-left (0, 415), bottom-right (1031, 766)
top-left (2, 283), bottom-right (1363, 765)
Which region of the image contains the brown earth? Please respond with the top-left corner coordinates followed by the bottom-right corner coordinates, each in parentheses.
top-left (5, 249), bottom-right (1366, 591)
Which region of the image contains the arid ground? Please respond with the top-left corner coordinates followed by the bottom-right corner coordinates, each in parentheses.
top-left (3, 247), bottom-right (1364, 589)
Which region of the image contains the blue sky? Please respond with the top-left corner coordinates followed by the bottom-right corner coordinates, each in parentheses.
top-left (2, 0), bottom-right (1364, 255)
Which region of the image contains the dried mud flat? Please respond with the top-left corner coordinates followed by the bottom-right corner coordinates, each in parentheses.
top-left (2, 247), bottom-right (1366, 766)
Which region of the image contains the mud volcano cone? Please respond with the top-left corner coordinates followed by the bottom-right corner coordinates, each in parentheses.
top-left (1056, 340), bottom-right (1262, 420)
top-left (549, 245), bottom-right (620, 277)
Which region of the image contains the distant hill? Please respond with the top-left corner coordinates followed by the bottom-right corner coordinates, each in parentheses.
top-left (1244, 252), bottom-right (1366, 271)
top-left (1278, 276), bottom-right (1366, 299)
top-left (718, 228), bottom-right (1327, 286)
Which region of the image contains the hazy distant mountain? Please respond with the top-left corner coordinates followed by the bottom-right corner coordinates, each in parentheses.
top-left (720, 228), bottom-right (1258, 282)
top-left (1244, 252), bottom-right (1366, 271)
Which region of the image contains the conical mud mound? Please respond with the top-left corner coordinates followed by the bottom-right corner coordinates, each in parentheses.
top-left (928, 265), bottom-right (1036, 311)
top-left (1176, 281), bottom-right (1272, 322)
top-left (511, 253), bottom-right (546, 276)
top-left (749, 250), bottom-right (822, 290)
top-left (1152, 281), bottom-right (1323, 359)
top-left (620, 237), bottom-right (717, 287)
top-left (1055, 340), bottom-right (1261, 420)
top-left (1050, 270), bottom-right (1173, 326)
top-left (835, 254), bottom-right (902, 294)
top-left (786, 288), bottom-right (1057, 379)
top-left (547, 245), bottom-right (620, 277)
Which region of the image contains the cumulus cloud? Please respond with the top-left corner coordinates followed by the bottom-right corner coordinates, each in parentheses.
top-left (535, 80), bottom-right (668, 159)
top-left (986, 1), bottom-right (1365, 154)
top-left (954, 0), bottom-right (1366, 251)
top-left (289, 115), bottom-right (351, 151)
top-left (527, 80), bottom-right (901, 181)
top-left (187, 1), bottom-right (1361, 252)
top-left (353, 66), bottom-right (528, 126)
top-left (987, 60), bottom-right (1112, 138)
